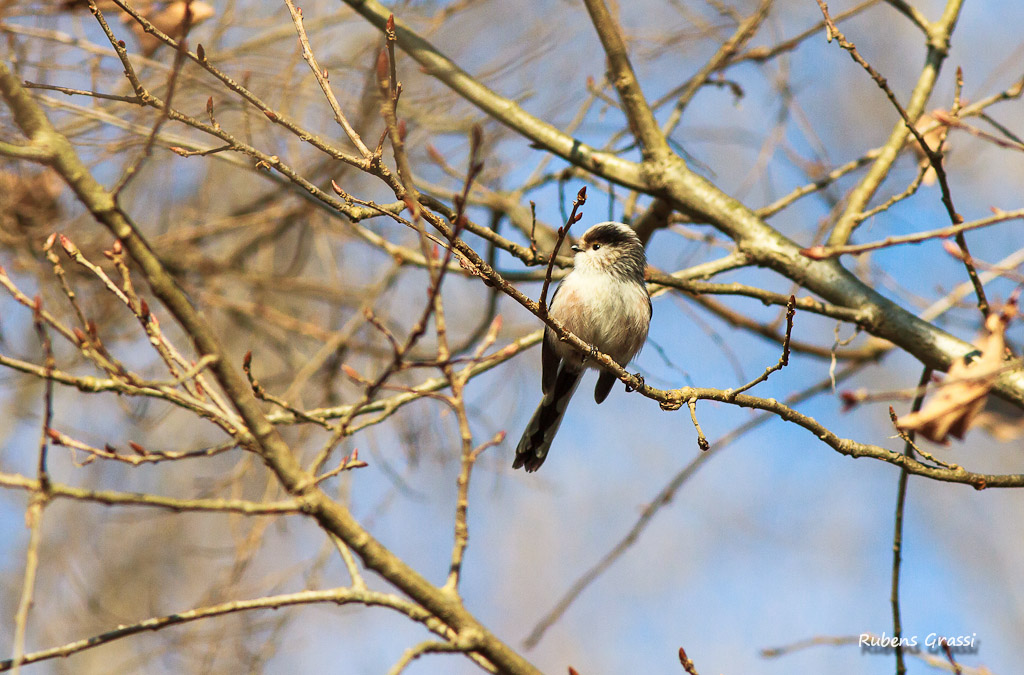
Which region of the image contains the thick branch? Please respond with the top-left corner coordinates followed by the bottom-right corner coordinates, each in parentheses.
top-left (581, 0), bottom-right (670, 161)
top-left (339, 0), bottom-right (645, 189)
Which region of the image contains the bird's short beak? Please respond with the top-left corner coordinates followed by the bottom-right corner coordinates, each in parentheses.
top-left (570, 244), bottom-right (581, 253)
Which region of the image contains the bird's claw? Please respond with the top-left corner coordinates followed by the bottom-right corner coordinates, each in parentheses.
top-left (625, 373), bottom-right (644, 393)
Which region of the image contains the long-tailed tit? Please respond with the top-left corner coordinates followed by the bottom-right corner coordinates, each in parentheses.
top-left (514, 222), bottom-right (652, 472)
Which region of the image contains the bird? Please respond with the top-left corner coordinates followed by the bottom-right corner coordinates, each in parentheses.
top-left (513, 221), bottom-right (652, 472)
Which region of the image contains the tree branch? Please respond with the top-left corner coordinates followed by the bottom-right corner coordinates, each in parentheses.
top-left (581, 0), bottom-right (671, 161)
top-left (0, 61), bottom-right (541, 675)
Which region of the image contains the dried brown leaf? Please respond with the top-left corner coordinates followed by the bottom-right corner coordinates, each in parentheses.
top-left (897, 301), bottom-right (1017, 443)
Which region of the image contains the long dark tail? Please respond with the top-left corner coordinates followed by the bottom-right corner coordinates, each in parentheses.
top-left (513, 366), bottom-right (583, 472)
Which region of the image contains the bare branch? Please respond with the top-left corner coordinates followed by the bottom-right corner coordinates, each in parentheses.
top-left (581, 0), bottom-right (670, 160)
top-left (802, 208), bottom-right (1024, 259)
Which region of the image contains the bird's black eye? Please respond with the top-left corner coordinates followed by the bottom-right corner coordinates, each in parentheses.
top-left (592, 243), bottom-right (601, 250)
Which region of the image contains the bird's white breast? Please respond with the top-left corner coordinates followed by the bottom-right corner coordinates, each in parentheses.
top-left (549, 268), bottom-right (650, 367)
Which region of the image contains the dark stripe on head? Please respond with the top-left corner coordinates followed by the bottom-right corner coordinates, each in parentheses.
top-left (579, 222), bottom-right (646, 283)
top-left (584, 222), bottom-right (638, 248)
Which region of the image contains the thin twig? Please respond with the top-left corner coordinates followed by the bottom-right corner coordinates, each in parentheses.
top-left (686, 398), bottom-right (709, 451)
top-left (852, 161), bottom-right (928, 224)
top-left (243, 351), bottom-right (332, 429)
top-left (821, 0), bottom-right (963, 246)
top-left (883, 0), bottom-right (930, 33)
top-left (12, 300), bottom-right (55, 674)
top-left (815, 0), bottom-right (958, 221)
top-left (756, 150), bottom-right (878, 219)
top-left (889, 367), bottom-right (932, 675)
top-left (941, 642), bottom-right (965, 675)
top-left (951, 231), bottom-right (990, 316)
top-left (22, 81), bottom-right (143, 103)
top-left (445, 316), bottom-right (504, 593)
top-left (385, 640), bottom-right (467, 675)
top-left (284, 0), bottom-right (371, 157)
top-left (0, 587), bottom-right (447, 672)
top-left (934, 109), bottom-right (1024, 152)
top-left (31, 297), bottom-right (54, 487)
top-left (728, 0), bottom-right (881, 66)
top-left (0, 472), bottom-right (304, 514)
top-left (801, 208), bottom-right (1024, 259)
top-left (10, 497), bottom-right (45, 675)
top-left (660, 0), bottom-right (772, 137)
top-left (445, 426), bottom-right (502, 592)
top-left (539, 186), bottom-right (586, 315)
top-left (726, 295), bottom-right (796, 398)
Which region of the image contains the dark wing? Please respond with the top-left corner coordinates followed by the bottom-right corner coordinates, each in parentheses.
top-left (594, 370), bottom-right (616, 404)
top-left (541, 329), bottom-right (559, 395)
top-left (541, 283), bottom-right (564, 395)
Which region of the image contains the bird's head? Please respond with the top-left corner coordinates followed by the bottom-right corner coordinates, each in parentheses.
top-left (570, 222), bottom-right (646, 281)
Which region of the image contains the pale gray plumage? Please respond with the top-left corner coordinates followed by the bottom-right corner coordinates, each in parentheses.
top-left (514, 222), bottom-right (652, 472)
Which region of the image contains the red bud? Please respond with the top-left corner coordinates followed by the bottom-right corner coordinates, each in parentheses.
top-left (59, 234), bottom-right (78, 256)
top-left (942, 239), bottom-right (962, 258)
top-left (839, 390), bottom-right (860, 412)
